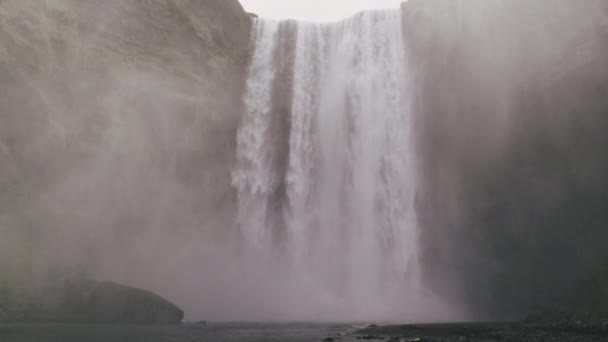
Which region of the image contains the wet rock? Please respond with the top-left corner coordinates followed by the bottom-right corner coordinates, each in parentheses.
top-left (182, 321), bottom-right (208, 329)
top-left (82, 281), bottom-right (184, 325)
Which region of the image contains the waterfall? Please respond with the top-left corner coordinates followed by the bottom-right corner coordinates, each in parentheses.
top-left (232, 19), bottom-right (281, 247)
top-left (233, 10), bottom-right (419, 318)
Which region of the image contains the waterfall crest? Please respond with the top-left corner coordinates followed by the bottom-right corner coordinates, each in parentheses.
top-left (233, 10), bottom-right (420, 319)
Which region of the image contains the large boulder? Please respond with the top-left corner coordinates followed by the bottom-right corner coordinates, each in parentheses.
top-left (82, 281), bottom-right (184, 325)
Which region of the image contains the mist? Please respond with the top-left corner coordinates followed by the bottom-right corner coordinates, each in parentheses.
top-left (407, 0), bottom-right (608, 319)
top-left (1, 0), bottom-right (607, 325)
top-left (0, 0), bottom-right (252, 321)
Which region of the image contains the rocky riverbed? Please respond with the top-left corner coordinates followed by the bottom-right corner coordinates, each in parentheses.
top-left (2, 316), bottom-right (608, 342)
top-left (351, 315), bottom-right (608, 342)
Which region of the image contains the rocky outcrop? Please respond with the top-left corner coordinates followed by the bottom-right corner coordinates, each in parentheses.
top-left (0, 280), bottom-right (184, 324)
top-left (82, 281), bottom-right (184, 324)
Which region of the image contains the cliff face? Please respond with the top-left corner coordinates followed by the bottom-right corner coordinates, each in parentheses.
top-left (404, 0), bottom-right (608, 319)
top-left (0, 0), bottom-right (251, 316)
top-left (3, 0), bottom-right (608, 322)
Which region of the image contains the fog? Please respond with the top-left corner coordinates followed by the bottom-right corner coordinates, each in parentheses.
top-left (407, 0), bottom-right (608, 319)
top-left (1, 0), bottom-right (608, 323)
top-left (0, 0), bottom-right (249, 320)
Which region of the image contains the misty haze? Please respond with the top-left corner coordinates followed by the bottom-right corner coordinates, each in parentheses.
top-left (1, 0), bottom-right (608, 341)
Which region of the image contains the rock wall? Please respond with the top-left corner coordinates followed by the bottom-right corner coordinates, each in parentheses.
top-left (0, 0), bottom-right (251, 317)
top-left (404, 0), bottom-right (608, 319)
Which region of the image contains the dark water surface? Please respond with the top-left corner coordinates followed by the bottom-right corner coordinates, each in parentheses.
top-left (0, 322), bottom-right (363, 342)
top-left (3, 321), bottom-right (608, 341)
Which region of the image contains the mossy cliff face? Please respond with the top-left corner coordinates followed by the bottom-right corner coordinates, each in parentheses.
top-left (403, 0), bottom-right (608, 319)
top-left (0, 0), bottom-right (251, 315)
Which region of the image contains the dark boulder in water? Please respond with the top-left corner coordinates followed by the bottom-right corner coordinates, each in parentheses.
top-left (82, 281), bottom-right (184, 325)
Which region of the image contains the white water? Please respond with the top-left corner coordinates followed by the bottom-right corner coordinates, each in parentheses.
top-left (233, 19), bottom-right (281, 248)
top-left (233, 10), bottom-right (421, 319)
